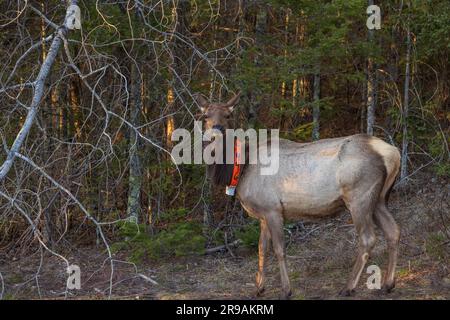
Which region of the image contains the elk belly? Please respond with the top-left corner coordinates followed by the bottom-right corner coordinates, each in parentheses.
top-left (281, 195), bottom-right (345, 219)
top-left (279, 175), bottom-right (344, 218)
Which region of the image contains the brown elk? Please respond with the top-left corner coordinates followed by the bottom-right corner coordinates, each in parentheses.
top-left (196, 92), bottom-right (401, 299)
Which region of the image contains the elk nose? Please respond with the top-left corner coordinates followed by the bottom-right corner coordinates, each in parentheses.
top-left (212, 124), bottom-right (225, 132)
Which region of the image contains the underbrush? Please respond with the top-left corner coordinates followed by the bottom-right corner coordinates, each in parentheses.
top-left (111, 219), bottom-right (206, 263)
top-left (235, 221), bottom-right (260, 248)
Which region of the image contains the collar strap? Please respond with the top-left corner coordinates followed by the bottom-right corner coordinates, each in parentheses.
top-left (225, 139), bottom-right (242, 196)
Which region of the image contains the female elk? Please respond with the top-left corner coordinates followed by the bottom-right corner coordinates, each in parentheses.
top-left (196, 92), bottom-right (401, 299)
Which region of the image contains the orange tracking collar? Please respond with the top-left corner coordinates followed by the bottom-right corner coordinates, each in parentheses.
top-left (225, 139), bottom-right (242, 196)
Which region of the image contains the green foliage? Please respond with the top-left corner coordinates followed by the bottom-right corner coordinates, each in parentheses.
top-left (157, 208), bottom-right (189, 224)
top-left (425, 232), bottom-right (448, 261)
top-left (434, 163), bottom-right (450, 177)
top-left (8, 273), bottom-right (24, 284)
top-left (2, 293), bottom-right (16, 300)
top-left (282, 122), bottom-right (313, 141)
top-left (420, 134), bottom-right (449, 177)
top-left (112, 219), bottom-right (206, 263)
top-left (153, 222), bottom-right (206, 257)
top-left (235, 221), bottom-right (260, 248)
top-left (429, 134), bottom-right (448, 158)
top-left (81, 2), bottom-right (143, 42)
top-left (146, 161), bottom-right (183, 200)
top-left (411, 0), bottom-right (450, 58)
top-left (211, 229), bottom-right (225, 246)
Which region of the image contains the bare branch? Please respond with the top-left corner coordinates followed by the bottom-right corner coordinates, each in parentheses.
top-left (0, 1), bottom-right (78, 182)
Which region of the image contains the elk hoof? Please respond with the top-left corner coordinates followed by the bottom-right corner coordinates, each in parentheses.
top-left (381, 282), bottom-right (395, 294)
top-left (255, 287), bottom-right (265, 297)
top-left (339, 288), bottom-right (355, 297)
top-left (279, 290), bottom-right (292, 300)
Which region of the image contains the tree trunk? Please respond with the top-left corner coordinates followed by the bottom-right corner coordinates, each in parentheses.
top-left (400, 27), bottom-right (411, 181)
top-left (248, 5), bottom-right (267, 129)
top-left (312, 71), bottom-right (320, 141)
top-left (247, 6), bottom-right (267, 128)
top-left (281, 9), bottom-right (290, 99)
top-left (126, 63), bottom-right (143, 222)
top-left (236, 0), bottom-right (245, 50)
top-left (69, 75), bottom-right (81, 138)
top-left (366, 0), bottom-right (376, 136)
top-left (360, 75), bottom-right (367, 132)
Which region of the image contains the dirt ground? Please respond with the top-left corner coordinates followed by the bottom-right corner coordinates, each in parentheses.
top-left (0, 175), bottom-right (449, 300)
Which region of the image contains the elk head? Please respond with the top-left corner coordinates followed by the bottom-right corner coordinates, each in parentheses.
top-left (194, 91), bottom-right (241, 185)
top-left (194, 91), bottom-right (241, 132)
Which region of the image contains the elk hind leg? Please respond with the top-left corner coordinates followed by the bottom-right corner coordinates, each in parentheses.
top-left (341, 196), bottom-right (378, 296)
top-left (373, 203), bottom-right (400, 293)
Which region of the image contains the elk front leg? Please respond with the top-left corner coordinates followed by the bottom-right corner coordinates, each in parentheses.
top-left (256, 219), bottom-right (270, 296)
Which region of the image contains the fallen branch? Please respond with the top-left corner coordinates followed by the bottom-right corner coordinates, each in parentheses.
top-left (205, 239), bottom-right (242, 254)
top-left (138, 274), bottom-right (159, 285)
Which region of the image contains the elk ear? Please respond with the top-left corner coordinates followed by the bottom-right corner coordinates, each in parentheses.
top-left (225, 91), bottom-right (241, 112)
top-left (194, 93), bottom-right (209, 113)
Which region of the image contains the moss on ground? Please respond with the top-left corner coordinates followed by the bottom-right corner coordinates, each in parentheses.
top-left (112, 220), bottom-right (206, 263)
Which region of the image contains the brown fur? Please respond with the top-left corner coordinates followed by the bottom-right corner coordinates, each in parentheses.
top-left (206, 133), bottom-right (235, 186)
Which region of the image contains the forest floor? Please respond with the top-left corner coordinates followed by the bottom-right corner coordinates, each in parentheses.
top-left (1, 174), bottom-right (449, 300)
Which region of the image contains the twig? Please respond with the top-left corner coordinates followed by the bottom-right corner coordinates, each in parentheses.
top-left (138, 273), bottom-right (159, 285)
